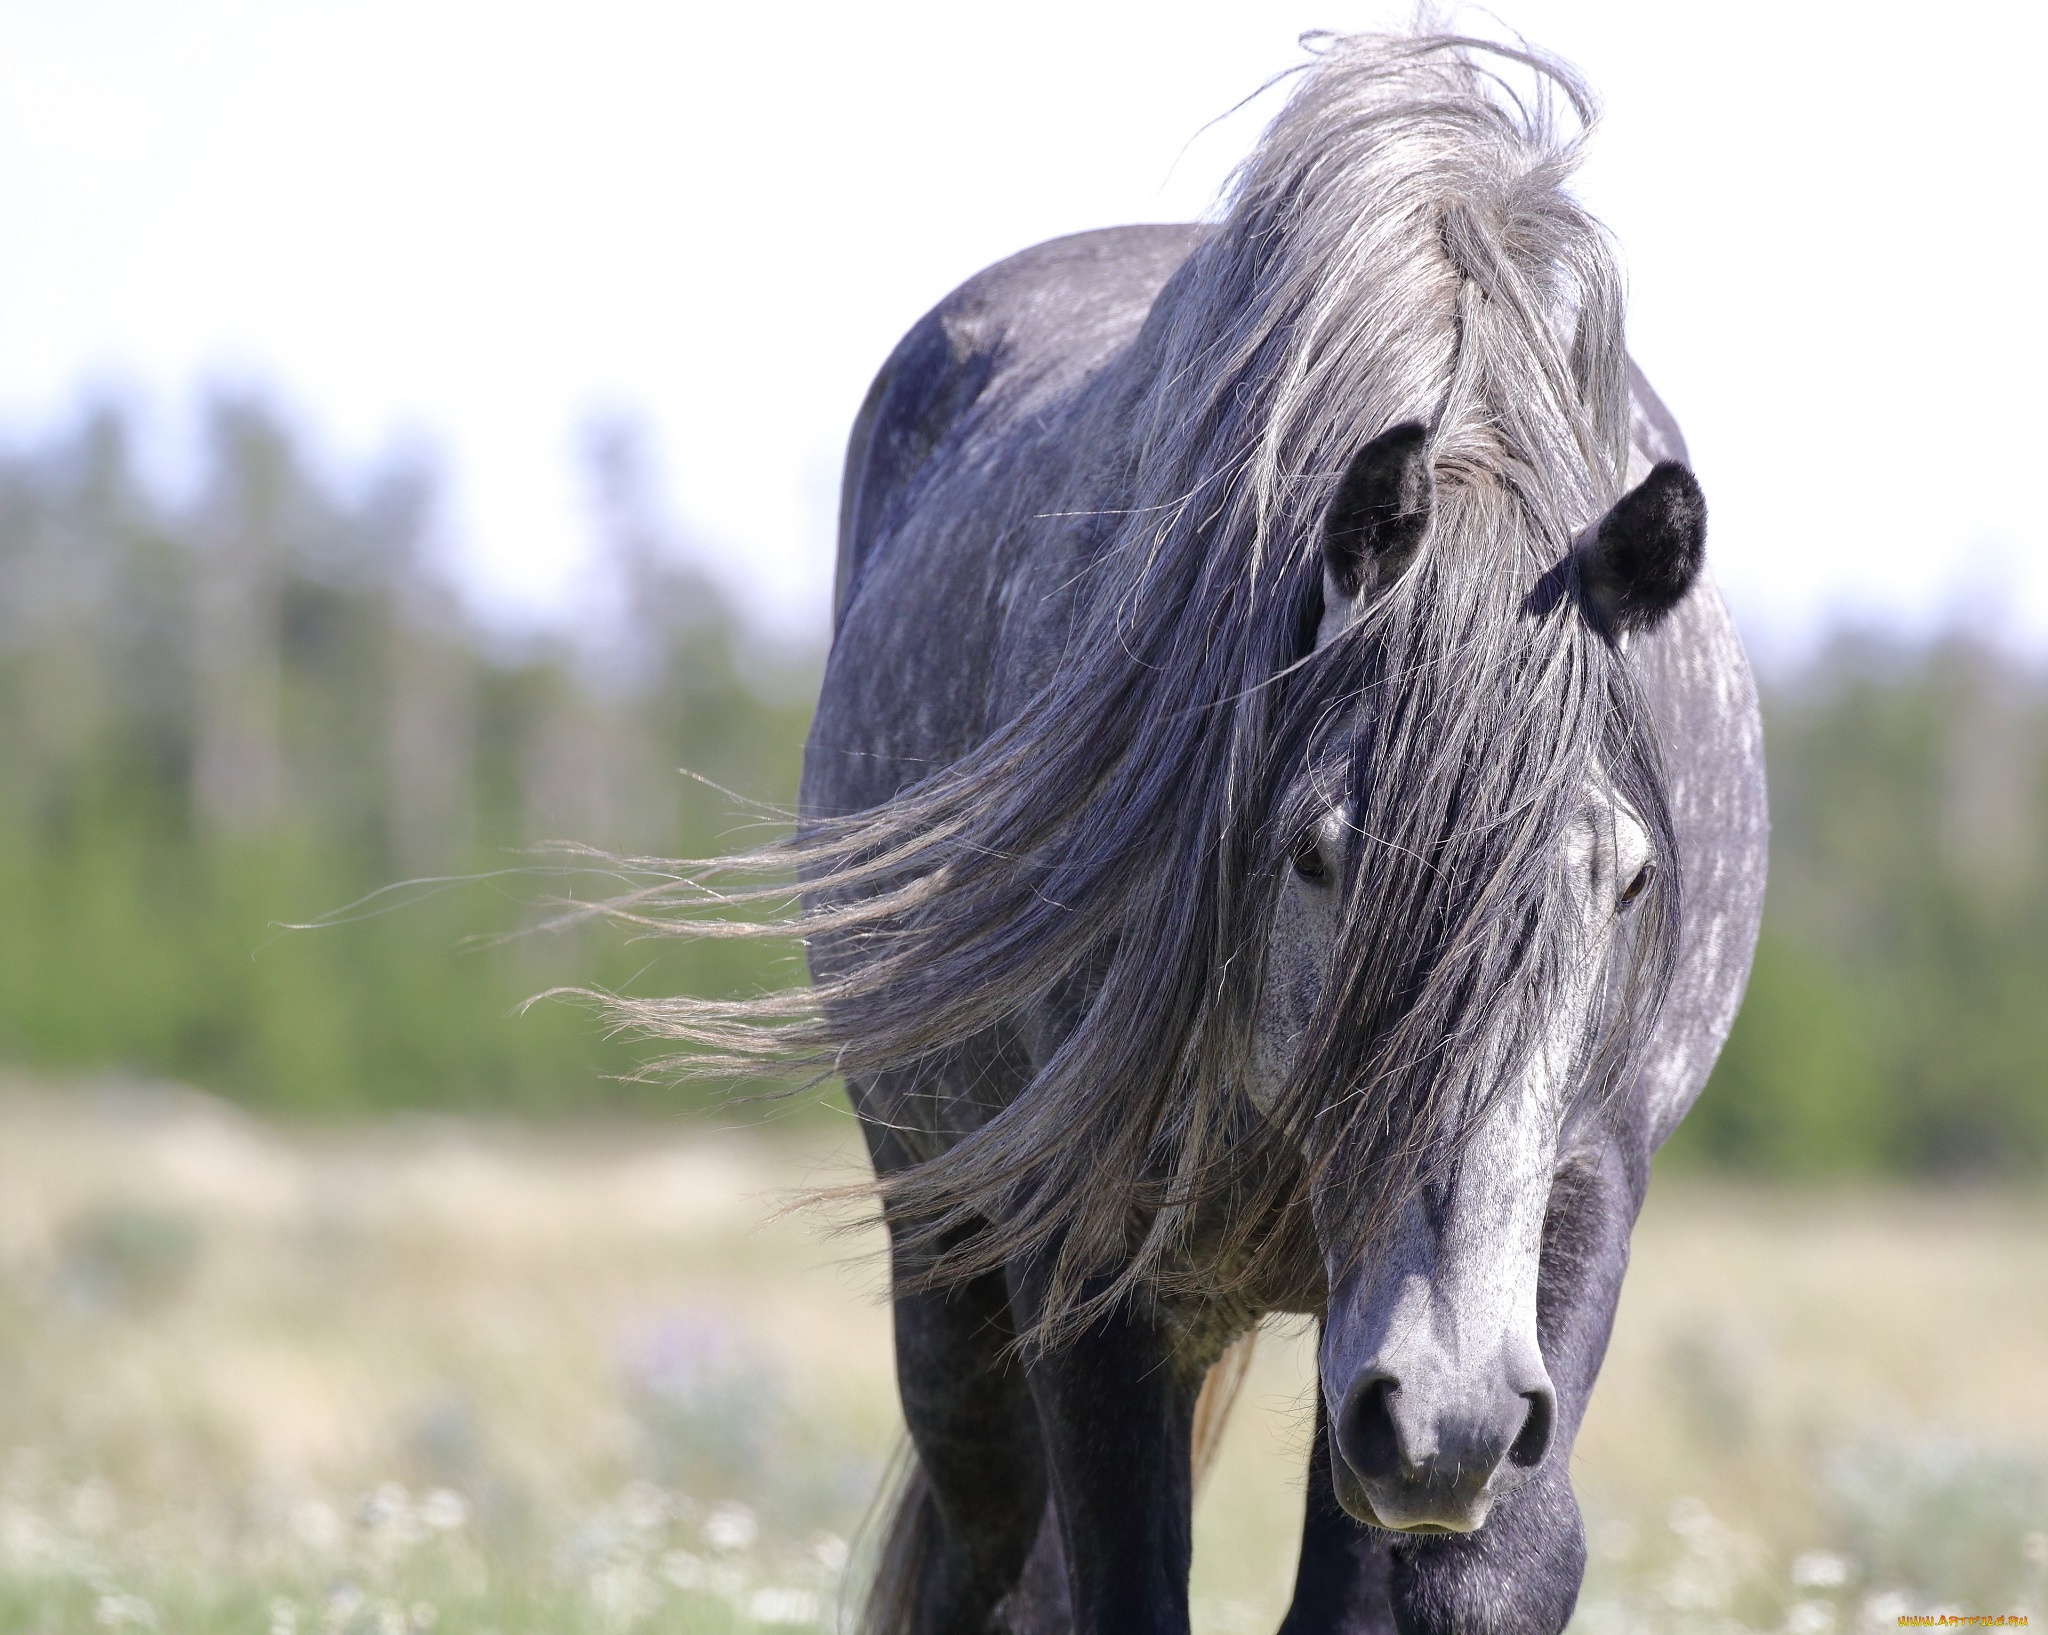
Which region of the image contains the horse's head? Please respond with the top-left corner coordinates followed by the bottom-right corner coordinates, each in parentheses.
top-left (1248, 422), bottom-right (1705, 1534)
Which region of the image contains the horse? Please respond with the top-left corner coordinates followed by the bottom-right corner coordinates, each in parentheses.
top-left (614, 29), bottom-right (1766, 1635)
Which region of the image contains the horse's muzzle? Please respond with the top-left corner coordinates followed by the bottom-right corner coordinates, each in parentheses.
top-left (1329, 1347), bottom-right (1556, 1533)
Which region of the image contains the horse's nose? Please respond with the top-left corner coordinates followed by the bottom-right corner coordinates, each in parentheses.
top-left (1333, 1357), bottom-right (1556, 1532)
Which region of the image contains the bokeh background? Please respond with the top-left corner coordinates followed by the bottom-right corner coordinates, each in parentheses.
top-left (0, 2), bottom-right (2043, 1632)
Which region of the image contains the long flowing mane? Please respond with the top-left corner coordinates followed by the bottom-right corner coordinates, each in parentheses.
top-left (591, 30), bottom-right (1680, 1336)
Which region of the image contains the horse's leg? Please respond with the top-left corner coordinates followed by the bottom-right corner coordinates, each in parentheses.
top-left (1004, 1255), bottom-right (1202, 1635)
top-left (884, 1257), bottom-right (1051, 1634)
top-left (992, 1501), bottom-right (1072, 1635)
top-left (855, 1086), bottom-right (1049, 1635)
top-left (1277, 1390), bottom-right (1395, 1634)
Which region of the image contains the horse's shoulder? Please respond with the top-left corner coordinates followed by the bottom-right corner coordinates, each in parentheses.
top-left (834, 225), bottom-right (1206, 627)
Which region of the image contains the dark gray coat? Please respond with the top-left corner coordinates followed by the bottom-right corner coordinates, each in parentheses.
top-left (804, 220), bottom-right (1764, 1635)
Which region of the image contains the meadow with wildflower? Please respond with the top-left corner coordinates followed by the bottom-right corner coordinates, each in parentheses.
top-left (0, 1081), bottom-right (2039, 1634)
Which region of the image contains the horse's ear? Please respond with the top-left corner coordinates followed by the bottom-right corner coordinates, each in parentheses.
top-left (1576, 462), bottom-right (1706, 636)
top-left (1322, 421), bottom-right (1433, 612)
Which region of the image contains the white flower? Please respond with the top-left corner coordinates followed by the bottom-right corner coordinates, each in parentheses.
top-left (1791, 1550), bottom-right (1848, 1589)
top-left (323, 1583), bottom-right (366, 1634)
top-left (704, 1501), bottom-right (759, 1553)
top-left (618, 1481), bottom-right (668, 1535)
top-left (1785, 1598), bottom-right (1836, 1635)
top-left (419, 1489), bottom-right (470, 1531)
top-left (2, 1506), bottom-right (62, 1567)
top-left (93, 1595), bottom-right (156, 1630)
top-left (748, 1587), bottom-right (821, 1625)
top-left (360, 1483), bottom-right (412, 1533)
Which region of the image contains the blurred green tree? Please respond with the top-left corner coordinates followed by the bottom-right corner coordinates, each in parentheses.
top-left (1671, 632), bottom-right (2048, 1175)
top-left (0, 396), bottom-right (817, 1115)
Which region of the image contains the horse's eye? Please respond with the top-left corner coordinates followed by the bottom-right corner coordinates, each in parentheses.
top-left (1618, 862), bottom-right (1655, 911)
top-left (1292, 834), bottom-right (1328, 883)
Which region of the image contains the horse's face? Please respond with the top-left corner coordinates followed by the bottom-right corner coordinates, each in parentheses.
top-left (1246, 422), bottom-right (1703, 1534)
top-left (1252, 782), bottom-right (1655, 1532)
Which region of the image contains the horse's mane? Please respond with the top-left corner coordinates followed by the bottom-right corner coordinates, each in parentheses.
top-left (588, 29), bottom-right (1680, 1338)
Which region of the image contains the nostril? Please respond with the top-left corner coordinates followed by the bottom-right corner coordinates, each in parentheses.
top-left (1336, 1375), bottom-right (1404, 1482)
top-left (1509, 1386), bottom-right (1555, 1469)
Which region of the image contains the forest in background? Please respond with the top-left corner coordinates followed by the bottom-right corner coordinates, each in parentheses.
top-left (0, 397), bottom-right (815, 1115)
top-left (2, 396), bottom-right (2043, 1171)
top-left (1668, 627), bottom-right (2048, 1175)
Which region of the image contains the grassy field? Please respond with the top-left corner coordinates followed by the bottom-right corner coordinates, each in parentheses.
top-left (0, 1081), bottom-right (2040, 1634)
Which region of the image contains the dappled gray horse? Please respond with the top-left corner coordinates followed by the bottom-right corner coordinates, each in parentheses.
top-left (648, 29), bottom-right (1764, 1635)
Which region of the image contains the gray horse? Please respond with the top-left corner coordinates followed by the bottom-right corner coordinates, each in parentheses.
top-left (627, 30), bottom-right (1764, 1635)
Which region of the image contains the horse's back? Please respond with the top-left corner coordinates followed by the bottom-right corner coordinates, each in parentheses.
top-left (810, 225), bottom-right (1202, 820)
top-left (833, 223), bottom-right (1202, 629)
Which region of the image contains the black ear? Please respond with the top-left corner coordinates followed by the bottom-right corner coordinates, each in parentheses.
top-left (1323, 421), bottom-right (1434, 601)
top-left (1576, 461), bottom-right (1706, 636)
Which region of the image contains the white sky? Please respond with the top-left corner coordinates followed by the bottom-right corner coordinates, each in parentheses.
top-left (0, 0), bottom-right (2042, 657)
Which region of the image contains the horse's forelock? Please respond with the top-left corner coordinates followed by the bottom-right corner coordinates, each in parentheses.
top-left (1253, 488), bottom-right (1681, 1258)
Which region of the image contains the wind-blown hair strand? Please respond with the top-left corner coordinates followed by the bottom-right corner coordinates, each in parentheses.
top-left (589, 28), bottom-right (1683, 1341)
